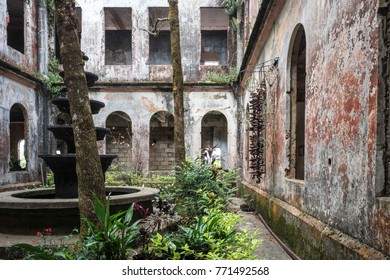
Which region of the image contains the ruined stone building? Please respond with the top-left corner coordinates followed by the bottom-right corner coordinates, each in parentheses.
top-left (0, 0), bottom-right (389, 259)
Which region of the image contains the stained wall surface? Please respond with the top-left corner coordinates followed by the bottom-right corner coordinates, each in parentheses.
top-left (77, 0), bottom-right (229, 83)
top-left (0, 0), bottom-right (45, 187)
top-left (89, 85), bottom-right (236, 174)
top-left (240, 0), bottom-right (390, 257)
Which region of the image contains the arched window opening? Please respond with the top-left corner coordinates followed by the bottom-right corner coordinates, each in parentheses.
top-left (149, 111), bottom-right (175, 173)
top-left (201, 111), bottom-right (228, 169)
top-left (9, 104), bottom-right (27, 171)
top-left (106, 112), bottom-right (132, 171)
top-left (289, 24), bottom-right (306, 180)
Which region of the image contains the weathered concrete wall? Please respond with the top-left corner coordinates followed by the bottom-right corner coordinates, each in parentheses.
top-left (240, 182), bottom-right (389, 259)
top-left (89, 85), bottom-right (236, 174)
top-left (239, 0), bottom-right (390, 257)
top-left (77, 0), bottom-right (228, 82)
top-left (0, 1), bottom-right (49, 188)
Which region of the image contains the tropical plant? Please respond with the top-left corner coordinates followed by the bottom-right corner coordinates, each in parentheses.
top-left (147, 209), bottom-right (259, 260)
top-left (12, 228), bottom-right (79, 260)
top-left (142, 197), bottom-right (180, 234)
top-left (83, 195), bottom-right (140, 259)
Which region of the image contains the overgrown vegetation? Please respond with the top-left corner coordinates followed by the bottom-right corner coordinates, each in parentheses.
top-left (222, 0), bottom-right (244, 31)
top-left (45, 0), bottom-right (56, 24)
top-left (45, 58), bottom-right (64, 95)
top-left (173, 160), bottom-right (237, 221)
top-left (105, 164), bottom-right (175, 188)
top-left (13, 160), bottom-right (259, 260)
top-left (204, 68), bottom-right (238, 84)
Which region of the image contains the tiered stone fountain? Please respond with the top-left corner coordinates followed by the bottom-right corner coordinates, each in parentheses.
top-left (0, 69), bottom-right (158, 234)
top-left (40, 71), bottom-right (116, 198)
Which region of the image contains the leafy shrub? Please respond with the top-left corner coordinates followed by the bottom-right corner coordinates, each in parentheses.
top-left (174, 160), bottom-right (237, 220)
top-left (83, 196), bottom-right (141, 260)
top-left (147, 210), bottom-right (259, 260)
top-left (105, 171), bottom-right (126, 186)
top-left (204, 68), bottom-right (238, 84)
top-left (12, 228), bottom-right (80, 260)
top-left (121, 171), bottom-right (146, 186)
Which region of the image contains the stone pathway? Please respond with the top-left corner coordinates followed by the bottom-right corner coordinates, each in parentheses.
top-left (228, 197), bottom-right (293, 260)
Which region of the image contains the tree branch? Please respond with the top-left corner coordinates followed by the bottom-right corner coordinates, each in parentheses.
top-left (138, 17), bottom-right (169, 36)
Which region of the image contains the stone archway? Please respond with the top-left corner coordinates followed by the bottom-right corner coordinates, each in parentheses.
top-left (201, 111), bottom-right (228, 169)
top-left (149, 111), bottom-right (175, 173)
top-left (105, 111), bottom-right (132, 171)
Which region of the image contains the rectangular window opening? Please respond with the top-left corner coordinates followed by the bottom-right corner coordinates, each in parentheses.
top-left (104, 8), bottom-right (132, 65)
top-left (149, 7), bottom-right (171, 65)
top-left (200, 8), bottom-right (229, 65)
top-left (7, 0), bottom-right (25, 53)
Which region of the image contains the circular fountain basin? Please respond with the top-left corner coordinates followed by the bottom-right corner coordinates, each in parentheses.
top-left (0, 186), bottom-right (158, 234)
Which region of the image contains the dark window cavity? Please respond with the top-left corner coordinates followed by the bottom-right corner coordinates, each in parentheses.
top-left (6, 0), bottom-right (25, 53)
top-left (149, 7), bottom-right (171, 65)
top-left (104, 8), bottom-right (132, 65)
top-left (289, 25), bottom-right (306, 180)
top-left (200, 8), bottom-right (229, 65)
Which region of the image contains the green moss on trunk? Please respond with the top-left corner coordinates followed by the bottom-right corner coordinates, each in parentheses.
top-left (168, 0), bottom-right (185, 166)
top-left (54, 0), bottom-right (106, 237)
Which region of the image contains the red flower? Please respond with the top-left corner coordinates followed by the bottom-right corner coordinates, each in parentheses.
top-left (36, 232), bottom-right (42, 237)
top-left (44, 228), bottom-right (52, 233)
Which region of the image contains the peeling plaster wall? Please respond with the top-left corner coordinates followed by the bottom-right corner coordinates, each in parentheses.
top-left (0, 0), bottom-right (48, 188)
top-left (77, 0), bottom-right (226, 82)
top-left (240, 0), bottom-right (390, 256)
top-left (89, 86), bottom-right (236, 174)
top-left (186, 89), bottom-right (237, 169)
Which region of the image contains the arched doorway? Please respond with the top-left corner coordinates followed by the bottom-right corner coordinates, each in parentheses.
top-left (105, 111), bottom-right (132, 171)
top-left (201, 111), bottom-right (228, 169)
top-left (149, 111), bottom-right (175, 173)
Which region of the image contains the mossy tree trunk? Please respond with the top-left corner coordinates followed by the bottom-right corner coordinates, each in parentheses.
top-left (54, 0), bottom-right (105, 236)
top-left (168, 0), bottom-right (185, 165)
